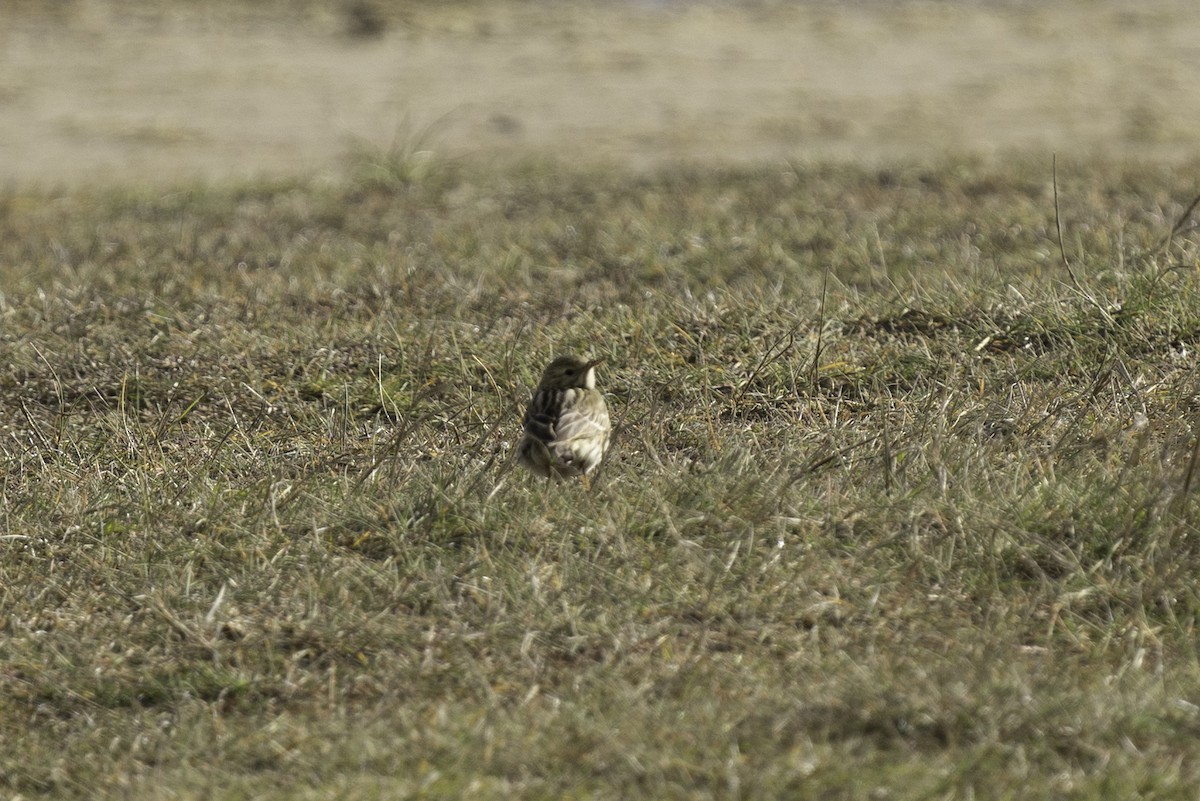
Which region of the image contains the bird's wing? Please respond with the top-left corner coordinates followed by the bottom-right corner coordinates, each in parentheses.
top-left (523, 388), bottom-right (562, 444)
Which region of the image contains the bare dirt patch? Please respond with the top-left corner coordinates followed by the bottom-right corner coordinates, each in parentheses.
top-left (3, 0), bottom-right (1200, 187)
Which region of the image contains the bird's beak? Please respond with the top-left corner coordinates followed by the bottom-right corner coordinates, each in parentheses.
top-left (585, 358), bottom-right (606, 370)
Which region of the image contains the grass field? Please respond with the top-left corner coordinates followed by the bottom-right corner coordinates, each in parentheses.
top-left (6, 1), bottom-right (1200, 798)
top-left (5, 152), bottom-right (1200, 798)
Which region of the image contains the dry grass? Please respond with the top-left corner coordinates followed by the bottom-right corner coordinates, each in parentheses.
top-left (4, 154), bottom-right (1200, 798)
top-left (6, 0), bottom-right (1200, 186)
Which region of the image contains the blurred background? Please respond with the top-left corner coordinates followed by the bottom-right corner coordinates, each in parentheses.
top-left (2, 0), bottom-right (1198, 187)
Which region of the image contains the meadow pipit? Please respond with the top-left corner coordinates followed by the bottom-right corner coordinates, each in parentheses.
top-left (518, 355), bottom-right (611, 482)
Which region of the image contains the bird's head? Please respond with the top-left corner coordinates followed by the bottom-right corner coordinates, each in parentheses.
top-left (538, 355), bottom-right (603, 390)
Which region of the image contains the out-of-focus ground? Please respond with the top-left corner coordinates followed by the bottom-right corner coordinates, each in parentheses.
top-left (2, 0), bottom-right (1199, 187)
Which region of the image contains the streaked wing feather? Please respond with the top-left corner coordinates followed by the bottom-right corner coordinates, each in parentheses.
top-left (522, 388), bottom-right (562, 444)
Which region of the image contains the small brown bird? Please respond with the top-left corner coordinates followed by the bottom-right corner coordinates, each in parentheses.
top-left (518, 355), bottom-right (611, 482)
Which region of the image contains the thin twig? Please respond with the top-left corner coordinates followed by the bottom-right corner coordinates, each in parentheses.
top-left (809, 267), bottom-right (830, 391)
top-left (1155, 191), bottom-right (1200, 255)
top-left (1053, 153), bottom-right (1081, 290)
top-left (1052, 154), bottom-right (1115, 325)
top-left (737, 325), bottom-right (798, 406)
top-left (1176, 436), bottom-right (1200, 518)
